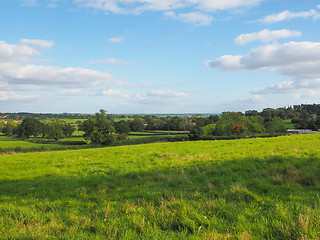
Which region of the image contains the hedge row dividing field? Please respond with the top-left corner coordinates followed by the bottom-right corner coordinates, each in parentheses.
top-left (0, 134), bottom-right (319, 239)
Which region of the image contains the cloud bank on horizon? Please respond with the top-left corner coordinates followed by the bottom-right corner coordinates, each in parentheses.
top-left (1, 0), bottom-right (320, 113)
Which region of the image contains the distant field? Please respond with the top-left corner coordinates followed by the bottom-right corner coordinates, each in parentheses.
top-left (0, 136), bottom-right (57, 149)
top-left (40, 118), bottom-right (87, 123)
top-left (127, 134), bottom-right (185, 139)
top-left (0, 135), bottom-right (89, 153)
top-left (283, 119), bottom-right (295, 129)
top-left (0, 134), bottom-right (319, 239)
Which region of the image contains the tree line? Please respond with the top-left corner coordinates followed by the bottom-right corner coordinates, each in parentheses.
top-left (0, 118), bottom-right (76, 141)
top-left (1, 104), bottom-right (320, 145)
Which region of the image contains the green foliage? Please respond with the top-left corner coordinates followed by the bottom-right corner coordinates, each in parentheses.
top-left (62, 123), bottom-right (76, 137)
top-left (266, 117), bottom-right (287, 134)
top-left (0, 134), bottom-right (320, 239)
top-left (129, 117), bottom-right (145, 131)
top-left (44, 123), bottom-right (65, 141)
top-left (114, 120), bottom-right (131, 134)
top-left (202, 124), bottom-right (216, 136)
top-left (82, 109), bottom-right (116, 145)
top-left (16, 117), bottom-right (43, 138)
top-left (1, 121), bottom-right (19, 136)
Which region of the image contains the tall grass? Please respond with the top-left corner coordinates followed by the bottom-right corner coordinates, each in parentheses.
top-left (0, 134), bottom-right (319, 239)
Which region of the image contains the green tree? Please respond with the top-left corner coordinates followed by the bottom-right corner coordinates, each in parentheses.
top-left (16, 117), bottom-right (42, 138)
top-left (266, 117), bottom-right (287, 134)
top-left (129, 117), bottom-right (145, 131)
top-left (2, 121), bottom-right (19, 136)
top-left (62, 123), bottom-right (76, 137)
top-left (114, 120), bottom-right (131, 134)
top-left (82, 110), bottom-right (116, 145)
top-left (44, 124), bottom-right (65, 141)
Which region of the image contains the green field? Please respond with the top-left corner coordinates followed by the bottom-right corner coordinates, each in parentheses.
top-left (0, 134), bottom-right (319, 239)
top-left (283, 119), bottom-right (295, 129)
top-left (0, 135), bottom-right (89, 153)
top-left (0, 136), bottom-right (57, 149)
top-left (40, 119), bottom-right (86, 123)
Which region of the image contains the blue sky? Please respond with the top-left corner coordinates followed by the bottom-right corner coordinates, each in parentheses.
top-left (1, 0), bottom-right (320, 114)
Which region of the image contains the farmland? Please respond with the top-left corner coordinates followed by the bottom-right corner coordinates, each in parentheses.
top-left (0, 134), bottom-right (319, 239)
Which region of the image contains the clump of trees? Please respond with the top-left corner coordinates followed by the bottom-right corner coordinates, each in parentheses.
top-left (82, 110), bottom-right (116, 145)
top-left (1, 118), bottom-right (75, 141)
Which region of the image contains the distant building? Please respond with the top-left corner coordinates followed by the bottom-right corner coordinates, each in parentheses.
top-left (287, 129), bottom-right (319, 134)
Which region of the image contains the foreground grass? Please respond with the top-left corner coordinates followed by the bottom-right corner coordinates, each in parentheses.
top-left (0, 134), bottom-right (319, 239)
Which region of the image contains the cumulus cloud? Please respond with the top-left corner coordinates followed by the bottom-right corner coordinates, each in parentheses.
top-left (0, 39), bottom-right (126, 95)
top-left (88, 58), bottom-right (135, 65)
top-left (0, 91), bottom-right (37, 101)
top-left (0, 40), bottom-right (40, 63)
top-left (164, 11), bottom-right (213, 26)
top-left (207, 41), bottom-right (320, 71)
top-left (234, 29), bottom-right (301, 45)
top-left (108, 36), bottom-right (125, 43)
top-left (207, 41), bottom-right (320, 95)
top-left (260, 9), bottom-right (320, 24)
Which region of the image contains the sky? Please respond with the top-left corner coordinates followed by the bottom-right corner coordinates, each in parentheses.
top-left (1, 0), bottom-right (320, 114)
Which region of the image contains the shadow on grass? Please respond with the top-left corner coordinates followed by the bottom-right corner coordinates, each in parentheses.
top-left (0, 155), bottom-right (319, 239)
top-left (1, 155), bottom-right (319, 204)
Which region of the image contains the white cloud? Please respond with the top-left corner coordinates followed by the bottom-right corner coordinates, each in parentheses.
top-left (207, 41), bottom-right (320, 71)
top-left (164, 11), bottom-right (213, 26)
top-left (191, 0), bottom-right (262, 11)
top-left (234, 29), bottom-right (301, 45)
top-left (102, 89), bottom-right (131, 98)
top-left (59, 89), bottom-right (95, 96)
top-left (21, 0), bottom-right (61, 7)
top-left (207, 41), bottom-right (320, 95)
top-left (73, 0), bottom-right (262, 14)
top-left (21, 0), bottom-right (37, 6)
top-left (0, 40), bottom-right (40, 63)
top-left (260, 9), bottom-right (319, 24)
top-left (88, 58), bottom-right (135, 65)
top-left (20, 39), bottom-right (54, 50)
top-left (148, 90), bottom-right (189, 98)
top-left (108, 36), bottom-right (125, 43)
top-left (102, 89), bottom-right (189, 104)
top-left (0, 91), bottom-right (37, 101)
top-left (0, 40), bottom-right (126, 93)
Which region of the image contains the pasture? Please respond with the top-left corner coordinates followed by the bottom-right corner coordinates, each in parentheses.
top-left (0, 134), bottom-right (319, 239)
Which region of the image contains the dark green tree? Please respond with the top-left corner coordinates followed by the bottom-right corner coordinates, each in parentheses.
top-left (62, 123), bottom-right (76, 137)
top-left (44, 124), bottom-right (65, 141)
top-left (265, 117), bottom-right (287, 134)
top-left (2, 121), bottom-right (19, 136)
top-left (114, 120), bottom-right (131, 134)
top-left (129, 117), bottom-right (145, 131)
top-left (16, 117), bottom-right (42, 138)
top-left (82, 110), bottom-right (116, 145)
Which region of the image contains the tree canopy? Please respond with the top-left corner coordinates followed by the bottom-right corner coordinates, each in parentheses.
top-left (82, 110), bottom-right (116, 145)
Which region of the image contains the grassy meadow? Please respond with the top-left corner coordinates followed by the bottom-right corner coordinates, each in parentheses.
top-left (0, 134), bottom-right (319, 239)
top-left (0, 136), bottom-right (58, 150)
